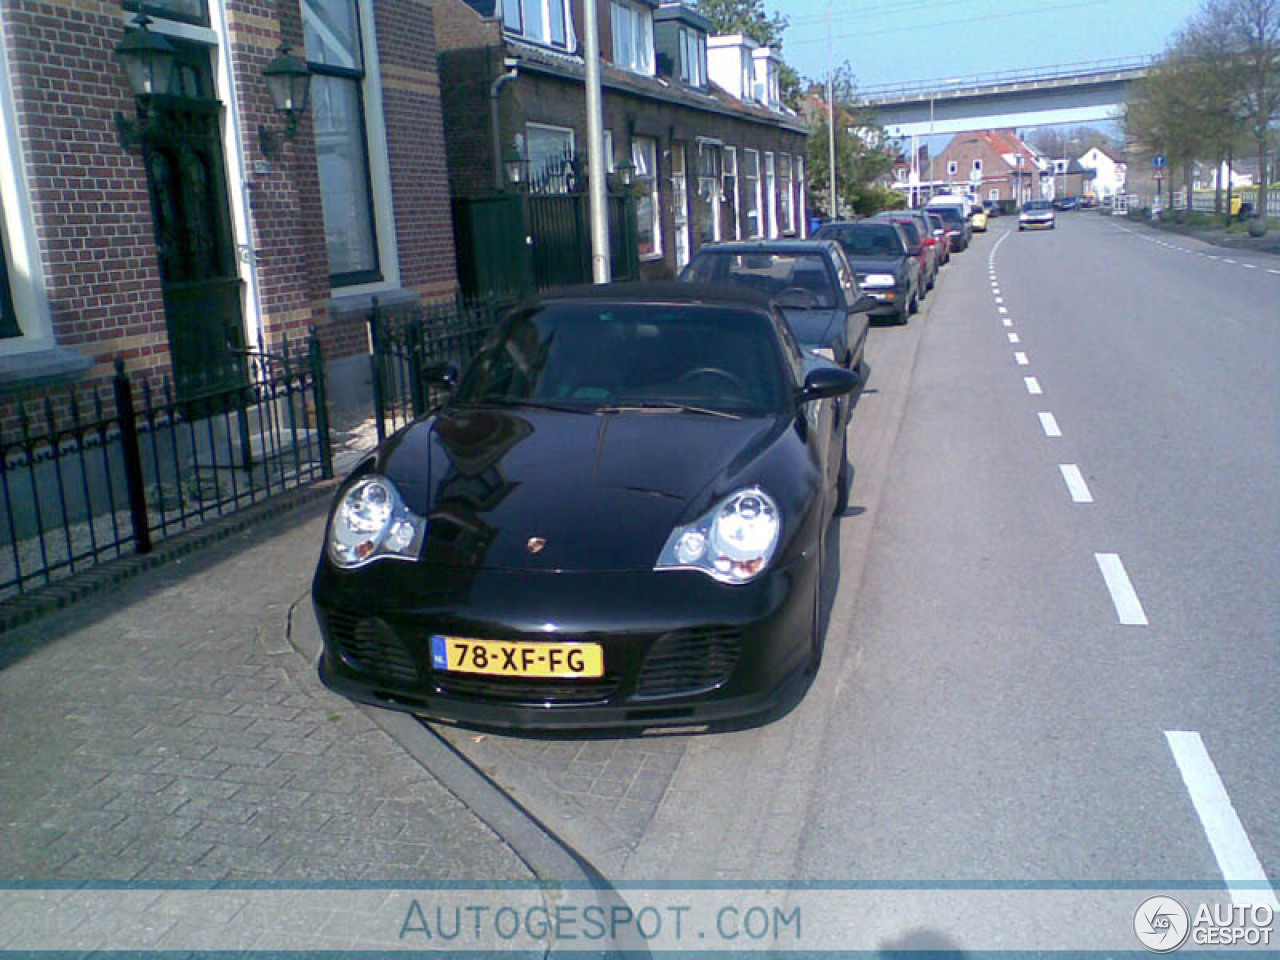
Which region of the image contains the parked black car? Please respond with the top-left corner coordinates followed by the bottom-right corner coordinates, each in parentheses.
top-left (312, 283), bottom-right (859, 730)
top-left (926, 204), bottom-right (971, 252)
top-left (815, 220), bottom-right (920, 325)
top-left (680, 240), bottom-right (873, 375)
top-left (873, 210), bottom-right (939, 293)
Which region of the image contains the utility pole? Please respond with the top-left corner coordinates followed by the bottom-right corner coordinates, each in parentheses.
top-left (825, 0), bottom-right (837, 221)
top-left (583, 0), bottom-right (610, 282)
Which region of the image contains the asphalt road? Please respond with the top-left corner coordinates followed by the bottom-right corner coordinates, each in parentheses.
top-left (436, 213), bottom-right (1278, 920)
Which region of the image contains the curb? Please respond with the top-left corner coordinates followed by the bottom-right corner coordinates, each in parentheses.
top-left (0, 481), bottom-right (339, 636)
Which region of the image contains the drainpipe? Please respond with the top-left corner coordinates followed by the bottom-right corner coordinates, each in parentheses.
top-left (490, 58), bottom-right (519, 191)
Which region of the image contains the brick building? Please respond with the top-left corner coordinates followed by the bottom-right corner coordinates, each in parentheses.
top-left (435, 0), bottom-right (809, 280)
top-left (932, 129), bottom-right (1046, 206)
top-left (0, 0), bottom-right (457, 412)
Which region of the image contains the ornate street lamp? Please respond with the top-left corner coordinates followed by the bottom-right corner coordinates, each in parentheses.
top-left (259, 42), bottom-right (312, 158)
top-left (113, 10), bottom-right (178, 149)
top-left (614, 159), bottom-right (636, 191)
top-left (503, 148), bottom-right (528, 190)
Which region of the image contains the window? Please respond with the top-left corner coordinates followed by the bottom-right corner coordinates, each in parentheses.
top-left (695, 140), bottom-right (722, 244)
top-left (989, 188), bottom-right (999, 202)
top-left (742, 149), bottom-right (761, 238)
top-left (723, 147), bottom-right (739, 240)
top-left (779, 153), bottom-right (794, 234)
top-left (632, 137), bottom-right (661, 259)
top-left (671, 145), bottom-right (690, 269)
top-left (526, 123), bottom-right (575, 190)
top-left (795, 156), bottom-right (807, 237)
top-left (947, 160), bottom-right (958, 176)
top-left (972, 158), bottom-right (983, 173)
top-left (305, 0), bottom-right (380, 285)
top-left (678, 26), bottom-right (706, 86)
top-left (610, 0), bottom-right (654, 75)
top-left (740, 48), bottom-right (754, 101)
top-left (0, 205), bottom-right (17, 339)
top-left (503, 0), bottom-right (572, 49)
top-left (764, 152), bottom-right (777, 238)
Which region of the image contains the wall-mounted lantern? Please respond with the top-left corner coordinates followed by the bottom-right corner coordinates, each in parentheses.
top-left (113, 10), bottom-right (178, 149)
top-left (615, 159), bottom-right (636, 191)
top-left (259, 42), bottom-right (312, 158)
top-left (503, 149), bottom-right (528, 190)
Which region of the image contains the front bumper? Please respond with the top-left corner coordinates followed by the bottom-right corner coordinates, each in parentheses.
top-left (858, 284), bottom-right (905, 317)
top-left (1020, 216), bottom-right (1055, 229)
top-left (312, 553), bottom-right (818, 730)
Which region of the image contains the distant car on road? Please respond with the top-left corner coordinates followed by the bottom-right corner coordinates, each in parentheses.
top-left (970, 205), bottom-right (989, 232)
top-left (815, 220), bottom-right (921, 326)
top-left (312, 283), bottom-right (860, 730)
top-left (1052, 196), bottom-right (1080, 211)
top-left (983, 200), bottom-right (1000, 217)
top-left (1019, 200), bottom-right (1056, 231)
top-left (680, 240), bottom-right (874, 374)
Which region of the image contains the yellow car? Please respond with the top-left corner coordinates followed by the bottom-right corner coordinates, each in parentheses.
top-left (970, 206), bottom-right (989, 232)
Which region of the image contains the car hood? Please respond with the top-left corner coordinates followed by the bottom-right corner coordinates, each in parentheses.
top-left (844, 255), bottom-right (905, 275)
top-left (777, 306), bottom-right (843, 351)
top-left (373, 406), bottom-right (790, 572)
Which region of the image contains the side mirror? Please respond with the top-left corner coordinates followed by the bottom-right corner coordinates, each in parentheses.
top-left (423, 362), bottom-right (458, 387)
top-left (799, 366), bottom-right (858, 402)
top-left (851, 294), bottom-right (877, 314)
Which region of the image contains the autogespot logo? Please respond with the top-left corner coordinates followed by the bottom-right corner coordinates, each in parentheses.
top-left (1134, 896), bottom-right (1191, 953)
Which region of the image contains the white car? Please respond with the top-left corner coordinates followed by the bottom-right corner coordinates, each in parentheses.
top-left (1019, 200), bottom-right (1056, 231)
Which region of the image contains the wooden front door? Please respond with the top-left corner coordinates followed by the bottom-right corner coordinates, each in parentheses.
top-left (142, 42), bottom-right (244, 400)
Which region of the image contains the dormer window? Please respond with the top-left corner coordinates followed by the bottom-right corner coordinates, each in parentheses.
top-left (611, 0), bottom-right (654, 75)
top-left (502, 0), bottom-right (573, 49)
top-left (677, 25), bottom-right (706, 86)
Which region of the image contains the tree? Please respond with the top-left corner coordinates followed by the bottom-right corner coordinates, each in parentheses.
top-left (801, 63), bottom-right (898, 217)
top-left (1196, 0), bottom-right (1280, 224)
top-left (694, 0), bottom-right (802, 105)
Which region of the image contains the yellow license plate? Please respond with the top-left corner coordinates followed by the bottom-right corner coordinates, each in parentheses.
top-left (430, 635), bottom-right (604, 678)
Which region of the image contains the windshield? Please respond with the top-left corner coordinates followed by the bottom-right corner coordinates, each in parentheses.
top-left (822, 224), bottom-right (904, 257)
top-left (934, 207), bottom-right (965, 226)
top-left (1025, 201), bottom-right (1052, 211)
top-left (455, 302), bottom-right (788, 414)
top-left (683, 251), bottom-right (838, 309)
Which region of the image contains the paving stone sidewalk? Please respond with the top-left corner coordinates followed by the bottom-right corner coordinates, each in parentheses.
top-left (0, 498), bottom-right (532, 886)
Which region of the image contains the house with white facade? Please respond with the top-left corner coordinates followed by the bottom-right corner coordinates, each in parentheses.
top-left (1078, 146), bottom-right (1127, 202)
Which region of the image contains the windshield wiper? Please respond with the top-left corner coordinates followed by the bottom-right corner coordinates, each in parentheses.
top-left (463, 398), bottom-right (592, 414)
top-left (600, 401), bottom-right (743, 420)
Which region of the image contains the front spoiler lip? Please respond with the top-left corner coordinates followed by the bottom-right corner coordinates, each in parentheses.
top-left (319, 653), bottom-right (811, 732)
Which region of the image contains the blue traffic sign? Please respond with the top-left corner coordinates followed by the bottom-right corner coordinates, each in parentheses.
top-left (1153, 154), bottom-right (1166, 168)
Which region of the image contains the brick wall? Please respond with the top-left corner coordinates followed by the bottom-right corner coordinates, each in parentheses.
top-left (374, 0), bottom-right (459, 305)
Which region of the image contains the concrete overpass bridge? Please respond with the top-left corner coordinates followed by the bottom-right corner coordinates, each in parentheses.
top-left (861, 56), bottom-right (1153, 137)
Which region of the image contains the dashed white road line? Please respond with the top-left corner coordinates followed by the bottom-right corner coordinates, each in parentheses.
top-left (1002, 318), bottom-right (1013, 327)
top-left (1038, 412), bottom-right (1062, 437)
top-left (1008, 333), bottom-right (1021, 343)
top-left (998, 306), bottom-right (1008, 314)
top-left (1165, 731), bottom-right (1280, 911)
top-left (1243, 263), bottom-right (1258, 270)
top-left (1269, 269), bottom-right (1280, 275)
top-left (1224, 258), bottom-right (1237, 264)
top-left (1024, 376), bottom-right (1042, 395)
top-left (1094, 553), bottom-right (1148, 625)
top-left (1058, 463), bottom-right (1094, 503)
top-left (995, 297), bottom-right (1004, 304)
top-left (1014, 351), bottom-right (1029, 366)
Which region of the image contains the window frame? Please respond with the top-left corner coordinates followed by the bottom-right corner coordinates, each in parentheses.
top-left (742, 148), bottom-right (762, 239)
top-left (779, 152), bottom-right (794, 235)
top-left (723, 146), bottom-right (740, 241)
top-left (610, 0), bottom-right (654, 75)
top-left (304, 0), bottom-right (384, 288)
top-left (526, 122), bottom-right (577, 191)
top-left (764, 151), bottom-right (777, 238)
top-left (504, 0), bottom-right (575, 50)
top-left (632, 136), bottom-right (662, 260)
top-left (947, 160), bottom-right (958, 176)
top-left (123, 0), bottom-right (209, 28)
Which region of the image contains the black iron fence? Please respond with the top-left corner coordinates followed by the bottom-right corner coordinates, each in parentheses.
top-left (0, 330), bottom-right (332, 601)
top-left (367, 296), bottom-right (506, 443)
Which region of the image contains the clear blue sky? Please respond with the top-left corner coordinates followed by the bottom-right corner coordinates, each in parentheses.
top-left (778, 0), bottom-right (1204, 92)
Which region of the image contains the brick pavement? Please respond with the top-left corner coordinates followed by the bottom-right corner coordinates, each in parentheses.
top-left (0, 500), bottom-right (531, 886)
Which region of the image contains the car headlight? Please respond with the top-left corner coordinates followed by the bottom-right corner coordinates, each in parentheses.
top-left (656, 487), bottom-right (781, 584)
top-left (327, 475), bottom-right (427, 568)
top-left (862, 273), bottom-right (896, 287)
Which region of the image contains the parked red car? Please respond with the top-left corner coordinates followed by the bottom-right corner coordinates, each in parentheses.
top-left (925, 211), bottom-right (952, 265)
